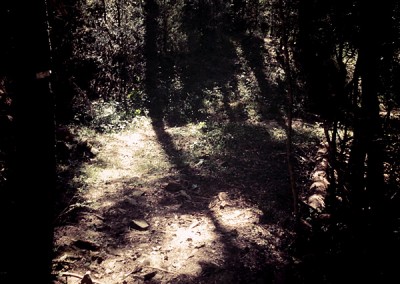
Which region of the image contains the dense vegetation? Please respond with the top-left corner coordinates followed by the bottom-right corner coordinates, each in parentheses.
top-left (0, 0), bottom-right (399, 283)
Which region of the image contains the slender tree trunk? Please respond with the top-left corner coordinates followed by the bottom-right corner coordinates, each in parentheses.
top-left (144, 0), bottom-right (163, 120)
top-left (279, 0), bottom-right (298, 218)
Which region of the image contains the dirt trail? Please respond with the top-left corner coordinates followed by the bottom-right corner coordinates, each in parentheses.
top-left (52, 116), bottom-right (322, 283)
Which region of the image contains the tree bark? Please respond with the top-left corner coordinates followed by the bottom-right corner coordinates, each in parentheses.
top-left (6, 1), bottom-right (55, 282)
top-left (144, 0), bottom-right (162, 121)
top-left (279, 0), bottom-right (298, 218)
top-left (349, 1), bottom-right (387, 214)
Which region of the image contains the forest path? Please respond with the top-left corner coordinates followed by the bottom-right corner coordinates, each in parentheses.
top-left (52, 115), bottom-right (322, 284)
top-left (51, 32), bottom-right (324, 283)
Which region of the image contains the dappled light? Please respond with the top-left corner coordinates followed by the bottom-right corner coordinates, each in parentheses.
top-left (214, 207), bottom-right (261, 228)
top-left (1, 1), bottom-right (399, 283)
top-left (52, 116), bottom-right (302, 283)
top-left (157, 214), bottom-right (218, 275)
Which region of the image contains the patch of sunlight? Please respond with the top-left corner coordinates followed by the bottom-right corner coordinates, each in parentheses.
top-left (213, 207), bottom-right (261, 229)
top-left (187, 121), bottom-right (207, 134)
top-left (82, 158), bottom-right (128, 186)
top-left (116, 132), bottom-right (144, 146)
top-left (237, 79), bottom-right (251, 97)
top-left (167, 121), bottom-right (206, 138)
top-left (232, 38), bottom-right (263, 120)
top-left (80, 117), bottom-right (172, 202)
top-left (169, 223), bottom-right (213, 249)
top-left (268, 126), bottom-right (287, 141)
top-left (292, 119), bottom-right (325, 140)
top-left (97, 168), bottom-right (127, 183)
top-left (232, 37), bottom-right (244, 57)
top-left (153, 215), bottom-right (219, 275)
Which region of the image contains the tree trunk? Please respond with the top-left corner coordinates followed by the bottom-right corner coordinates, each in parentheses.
top-left (6, 0), bottom-right (55, 282)
top-left (279, 0), bottom-right (298, 218)
top-left (144, 0), bottom-right (163, 120)
top-left (349, 2), bottom-right (387, 215)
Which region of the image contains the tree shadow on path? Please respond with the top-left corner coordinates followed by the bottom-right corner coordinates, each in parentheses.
top-left (140, 1), bottom-right (300, 282)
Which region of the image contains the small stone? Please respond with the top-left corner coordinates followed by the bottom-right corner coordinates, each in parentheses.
top-left (218, 192), bottom-right (229, 201)
top-left (132, 219), bottom-right (150, 230)
top-left (131, 190), bottom-right (145, 197)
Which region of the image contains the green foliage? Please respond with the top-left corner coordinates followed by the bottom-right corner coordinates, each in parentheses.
top-left (51, 0), bottom-right (288, 125)
top-left (51, 0), bottom-right (146, 122)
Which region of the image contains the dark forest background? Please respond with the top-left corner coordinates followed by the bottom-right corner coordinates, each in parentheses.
top-left (0, 0), bottom-right (400, 283)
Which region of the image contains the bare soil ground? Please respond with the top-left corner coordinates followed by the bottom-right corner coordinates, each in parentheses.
top-left (51, 116), bottom-right (322, 284)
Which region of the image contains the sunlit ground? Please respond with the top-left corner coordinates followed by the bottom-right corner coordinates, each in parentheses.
top-left (53, 115), bottom-right (322, 283)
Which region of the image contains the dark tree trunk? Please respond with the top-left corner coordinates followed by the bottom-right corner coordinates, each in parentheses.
top-left (347, 4), bottom-right (397, 277)
top-left (144, 0), bottom-right (163, 121)
top-left (349, 1), bottom-right (388, 215)
top-left (279, 0), bottom-right (298, 218)
top-left (3, 1), bottom-right (55, 282)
